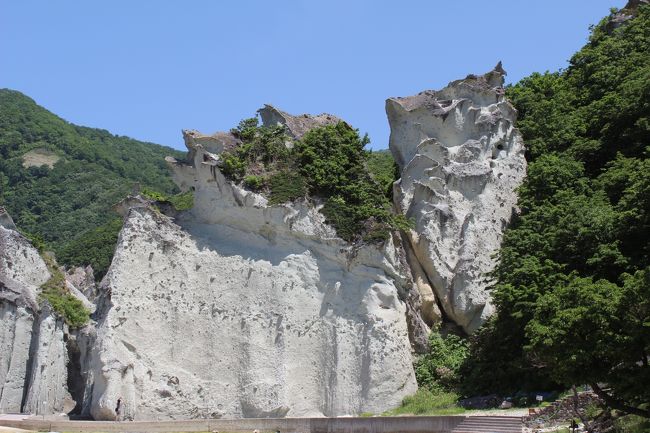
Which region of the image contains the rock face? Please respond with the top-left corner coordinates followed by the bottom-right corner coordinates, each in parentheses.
top-left (1, 67), bottom-right (527, 418)
top-left (0, 222), bottom-right (71, 415)
top-left (82, 112), bottom-right (418, 420)
top-left (258, 105), bottom-right (344, 139)
top-left (386, 64), bottom-right (527, 332)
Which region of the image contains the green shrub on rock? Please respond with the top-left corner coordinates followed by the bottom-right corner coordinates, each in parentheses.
top-left (39, 254), bottom-right (90, 328)
top-left (219, 118), bottom-right (409, 243)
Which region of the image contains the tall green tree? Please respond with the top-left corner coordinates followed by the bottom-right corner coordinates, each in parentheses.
top-left (461, 4), bottom-right (650, 415)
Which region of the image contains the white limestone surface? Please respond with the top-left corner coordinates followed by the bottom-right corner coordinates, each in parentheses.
top-left (0, 304), bottom-right (34, 413)
top-left (0, 225), bottom-right (70, 415)
top-left (386, 64), bottom-right (527, 332)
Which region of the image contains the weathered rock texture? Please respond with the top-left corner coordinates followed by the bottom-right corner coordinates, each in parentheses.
top-left (82, 112), bottom-right (418, 420)
top-left (258, 105), bottom-right (344, 139)
top-left (1, 67), bottom-right (527, 418)
top-left (386, 64), bottom-right (527, 332)
top-left (0, 223), bottom-right (71, 415)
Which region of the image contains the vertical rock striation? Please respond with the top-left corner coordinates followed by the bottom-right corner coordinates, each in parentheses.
top-left (386, 64), bottom-right (527, 332)
top-left (0, 216), bottom-right (72, 415)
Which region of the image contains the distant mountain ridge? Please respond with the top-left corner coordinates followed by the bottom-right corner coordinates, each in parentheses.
top-left (0, 88), bottom-right (184, 277)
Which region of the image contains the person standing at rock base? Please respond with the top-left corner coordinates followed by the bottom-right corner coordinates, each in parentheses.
top-left (115, 397), bottom-right (122, 421)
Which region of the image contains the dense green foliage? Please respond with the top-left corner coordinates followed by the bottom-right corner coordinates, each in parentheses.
top-left (415, 330), bottom-right (469, 392)
top-left (0, 89), bottom-right (184, 276)
top-left (366, 149), bottom-right (398, 197)
top-left (56, 218), bottom-right (123, 280)
top-left (220, 118), bottom-right (408, 242)
top-left (462, 5), bottom-right (650, 416)
top-left (39, 254), bottom-right (90, 328)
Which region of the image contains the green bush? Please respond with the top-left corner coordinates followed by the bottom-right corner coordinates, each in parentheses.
top-left (615, 414), bottom-right (650, 433)
top-left (366, 149), bottom-right (398, 197)
top-left (39, 254), bottom-right (90, 328)
top-left (142, 188), bottom-right (194, 212)
top-left (168, 191), bottom-right (193, 211)
top-left (220, 153), bottom-right (246, 180)
top-left (244, 175), bottom-right (265, 191)
top-left (219, 118), bottom-right (409, 243)
top-left (269, 172), bottom-right (306, 204)
top-left (415, 329), bottom-right (469, 392)
top-left (19, 229), bottom-right (46, 253)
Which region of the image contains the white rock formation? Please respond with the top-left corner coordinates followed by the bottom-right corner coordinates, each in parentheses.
top-left (66, 266), bottom-right (98, 303)
top-left (83, 116), bottom-right (418, 420)
top-left (258, 105), bottom-right (344, 139)
top-left (0, 221), bottom-right (72, 415)
top-left (386, 64), bottom-right (527, 333)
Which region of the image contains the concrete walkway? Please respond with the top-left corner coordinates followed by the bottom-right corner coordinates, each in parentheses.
top-left (0, 415), bottom-right (523, 433)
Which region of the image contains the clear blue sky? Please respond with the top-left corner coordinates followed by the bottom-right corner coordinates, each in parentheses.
top-left (1, 0), bottom-right (626, 151)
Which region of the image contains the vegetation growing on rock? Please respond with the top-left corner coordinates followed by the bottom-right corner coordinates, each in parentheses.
top-left (219, 117), bottom-right (408, 242)
top-left (415, 329), bottom-right (469, 393)
top-left (39, 253), bottom-right (90, 328)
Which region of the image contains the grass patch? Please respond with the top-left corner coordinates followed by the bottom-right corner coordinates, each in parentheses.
top-left (142, 188), bottom-right (194, 212)
top-left (383, 388), bottom-right (466, 416)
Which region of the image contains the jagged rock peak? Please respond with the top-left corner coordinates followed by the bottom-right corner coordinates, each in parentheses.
top-left (386, 65), bottom-right (527, 333)
top-left (608, 0), bottom-right (649, 30)
top-left (181, 129), bottom-right (241, 155)
top-left (0, 206), bottom-right (16, 231)
top-left (623, 0), bottom-right (649, 11)
top-left (258, 104), bottom-right (345, 139)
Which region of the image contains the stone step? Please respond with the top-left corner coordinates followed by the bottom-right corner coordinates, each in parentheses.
top-left (451, 416), bottom-right (523, 433)
top-left (452, 427), bottom-right (522, 433)
top-left (455, 419), bottom-right (522, 425)
top-left (456, 417), bottom-right (521, 425)
top-left (451, 429), bottom-right (521, 433)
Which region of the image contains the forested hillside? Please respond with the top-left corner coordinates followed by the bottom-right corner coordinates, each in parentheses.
top-left (0, 89), bottom-right (184, 278)
top-left (459, 3), bottom-right (649, 416)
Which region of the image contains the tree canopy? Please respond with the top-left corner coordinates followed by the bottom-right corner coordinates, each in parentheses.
top-left (0, 89), bottom-right (184, 279)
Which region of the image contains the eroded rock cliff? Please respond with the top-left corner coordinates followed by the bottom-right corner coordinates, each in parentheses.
top-left (1, 66), bottom-right (526, 419)
top-left (82, 114), bottom-right (419, 420)
top-left (386, 64), bottom-right (527, 332)
top-left (0, 210), bottom-right (72, 415)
